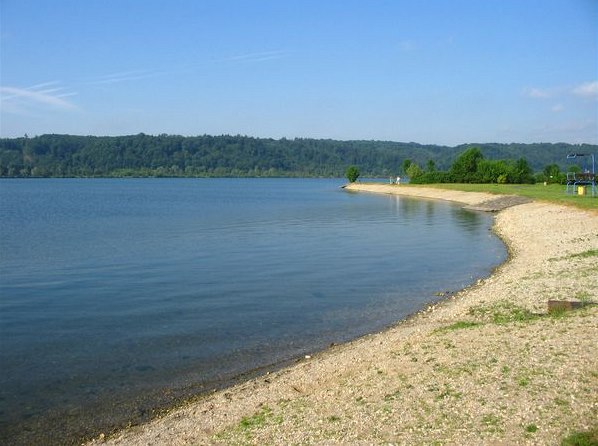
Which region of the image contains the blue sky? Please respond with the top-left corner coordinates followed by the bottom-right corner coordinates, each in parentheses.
top-left (1, 0), bottom-right (596, 145)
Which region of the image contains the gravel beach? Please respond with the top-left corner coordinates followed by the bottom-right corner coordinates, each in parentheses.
top-left (90, 184), bottom-right (597, 446)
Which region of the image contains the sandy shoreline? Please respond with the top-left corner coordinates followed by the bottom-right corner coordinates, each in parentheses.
top-left (91, 184), bottom-right (597, 446)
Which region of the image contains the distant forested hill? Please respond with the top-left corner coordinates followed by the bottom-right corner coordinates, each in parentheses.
top-left (0, 134), bottom-right (594, 178)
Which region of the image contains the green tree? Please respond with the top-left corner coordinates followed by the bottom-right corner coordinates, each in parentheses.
top-left (514, 157), bottom-right (534, 183)
top-left (402, 159), bottom-right (412, 174)
top-left (426, 159), bottom-right (436, 172)
top-left (406, 162), bottom-right (423, 180)
top-left (477, 159), bottom-right (510, 183)
top-left (540, 164), bottom-right (566, 184)
top-left (345, 165), bottom-right (360, 183)
top-left (450, 147), bottom-right (484, 182)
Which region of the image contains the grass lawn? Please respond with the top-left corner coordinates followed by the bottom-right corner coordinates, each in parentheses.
top-left (410, 183), bottom-right (597, 211)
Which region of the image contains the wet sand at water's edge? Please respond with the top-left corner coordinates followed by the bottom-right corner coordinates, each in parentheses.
top-left (90, 183), bottom-right (598, 445)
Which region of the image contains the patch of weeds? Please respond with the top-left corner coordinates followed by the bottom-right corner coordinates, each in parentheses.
top-left (554, 397), bottom-right (569, 407)
top-left (517, 376), bottom-right (530, 387)
top-left (239, 406), bottom-right (282, 432)
top-left (434, 320), bottom-right (481, 334)
top-left (550, 249), bottom-right (598, 262)
top-left (569, 249), bottom-right (598, 259)
top-left (436, 384), bottom-right (462, 400)
top-left (450, 360), bottom-right (481, 377)
top-left (468, 301), bottom-right (539, 324)
top-left (384, 390), bottom-right (401, 402)
top-left (481, 413), bottom-right (503, 433)
top-left (327, 415), bottom-right (341, 423)
top-left (238, 406), bottom-right (280, 430)
top-left (431, 363), bottom-right (452, 377)
top-left (501, 365), bottom-right (511, 375)
top-left (525, 424), bottom-right (539, 433)
top-left (561, 427), bottom-right (598, 446)
top-left (214, 405), bottom-right (282, 442)
top-left (575, 291), bottom-right (595, 303)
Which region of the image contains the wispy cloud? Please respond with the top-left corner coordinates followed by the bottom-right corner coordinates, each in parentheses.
top-left (551, 104), bottom-right (564, 112)
top-left (81, 50), bottom-right (288, 87)
top-left (572, 80), bottom-right (598, 99)
top-left (84, 69), bottom-right (168, 85)
top-left (0, 82), bottom-right (78, 115)
top-left (222, 50), bottom-right (288, 63)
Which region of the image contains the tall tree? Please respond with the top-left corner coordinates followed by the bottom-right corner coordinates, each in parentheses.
top-left (450, 147), bottom-right (484, 182)
top-left (543, 164), bottom-right (561, 183)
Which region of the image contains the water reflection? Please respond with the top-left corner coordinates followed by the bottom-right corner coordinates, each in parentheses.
top-left (386, 194), bottom-right (486, 234)
top-left (450, 207), bottom-right (486, 235)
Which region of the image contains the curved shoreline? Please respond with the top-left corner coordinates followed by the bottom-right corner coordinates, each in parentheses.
top-left (91, 185), bottom-right (598, 446)
top-left (344, 183), bottom-right (499, 206)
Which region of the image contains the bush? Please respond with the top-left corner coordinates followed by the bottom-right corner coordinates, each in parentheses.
top-left (345, 165), bottom-right (360, 183)
top-left (409, 171), bottom-right (453, 184)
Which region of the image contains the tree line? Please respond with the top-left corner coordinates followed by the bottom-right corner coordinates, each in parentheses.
top-left (0, 133), bottom-right (594, 179)
top-left (405, 147), bottom-right (535, 184)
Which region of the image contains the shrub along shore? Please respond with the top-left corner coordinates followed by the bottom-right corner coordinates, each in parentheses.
top-left (89, 184), bottom-right (597, 446)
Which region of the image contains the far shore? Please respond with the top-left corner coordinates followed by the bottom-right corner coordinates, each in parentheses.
top-left (91, 183), bottom-right (597, 446)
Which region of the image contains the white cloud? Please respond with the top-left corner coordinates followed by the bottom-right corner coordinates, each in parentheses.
top-left (0, 83), bottom-right (77, 114)
top-left (523, 87), bottom-right (552, 99)
top-left (551, 104), bottom-right (564, 112)
top-left (572, 80), bottom-right (598, 99)
top-left (524, 81), bottom-right (598, 102)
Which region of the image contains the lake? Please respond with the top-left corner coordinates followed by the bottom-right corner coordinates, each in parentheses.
top-left (0, 178), bottom-right (506, 445)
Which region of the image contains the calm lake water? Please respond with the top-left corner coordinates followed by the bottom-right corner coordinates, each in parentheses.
top-left (0, 178), bottom-right (506, 445)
